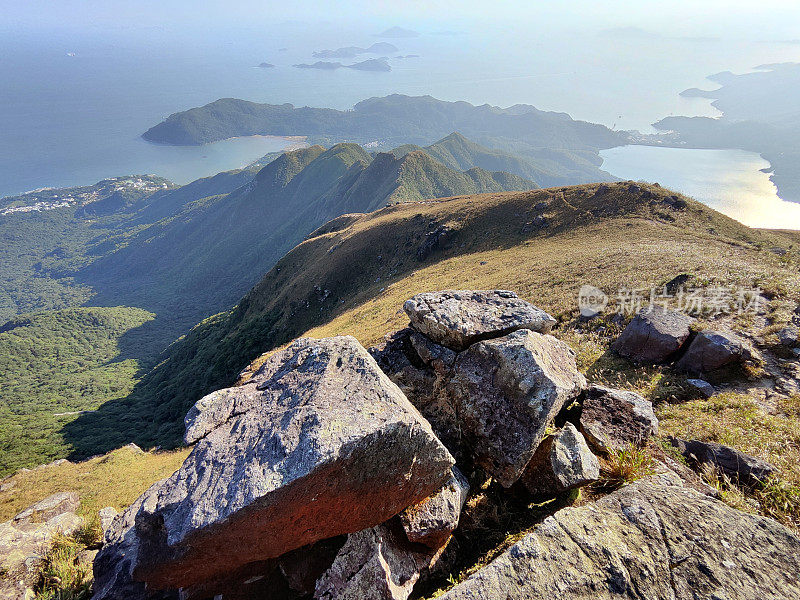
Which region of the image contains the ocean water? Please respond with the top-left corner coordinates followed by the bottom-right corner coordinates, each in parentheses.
top-left (0, 21), bottom-right (798, 199)
top-left (600, 146), bottom-right (800, 230)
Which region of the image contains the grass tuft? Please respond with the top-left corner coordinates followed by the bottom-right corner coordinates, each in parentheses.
top-left (594, 444), bottom-right (656, 492)
top-left (34, 532), bottom-right (93, 600)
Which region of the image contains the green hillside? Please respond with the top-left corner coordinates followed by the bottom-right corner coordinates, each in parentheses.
top-left (142, 95), bottom-right (623, 182)
top-left (61, 181), bottom-right (800, 458)
top-left (0, 307), bottom-right (154, 475)
top-left (75, 143), bottom-right (535, 333)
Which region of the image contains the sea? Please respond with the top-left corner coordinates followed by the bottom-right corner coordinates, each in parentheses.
top-left (1, 20), bottom-right (799, 226)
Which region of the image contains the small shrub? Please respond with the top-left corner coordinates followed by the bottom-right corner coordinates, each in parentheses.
top-left (754, 477), bottom-right (800, 528)
top-left (595, 444), bottom-right (656, 492)
top-left (34, 533), bottom-right (93, 600)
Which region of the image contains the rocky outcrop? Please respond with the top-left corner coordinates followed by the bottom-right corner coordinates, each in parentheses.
top-left (400, 467), bottom-right (469, 549)
top-left (94, 336), bottom-right (454, 594)
top-left (447, 330), bottom-right (586, 486)
top-left (686, 378), bottom-right (715, 398)
top-left (579, 385), bottom-right (658, 453)
top-left (521, 423), bottom-right (599, 497)
top-left (613, 306), bottom-right (694, 363)
top-left (436, 474), bottom-right (800, 599)
top-left (0, 492), bottom-right (83, 600)
top-left (670, 438), bottom-right (776, 486)
top-left (403, 290), bottom-right (556, 351)
top-left (676, 329), bottom-right (754, 375)
top-left (314, 522), bottom-right (440, 600)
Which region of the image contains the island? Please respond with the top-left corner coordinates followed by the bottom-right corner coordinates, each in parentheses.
top-left (376, 26), bottom-right (419, 38)
top-left (313, 42), bottom-right (398, 59)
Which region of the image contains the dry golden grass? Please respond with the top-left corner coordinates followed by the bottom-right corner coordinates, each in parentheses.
top-left (0, 445), bottom-right (188, 522)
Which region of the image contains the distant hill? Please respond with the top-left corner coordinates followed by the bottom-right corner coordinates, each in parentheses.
top-left (392, 132), bottom-right (616, 187)
top-left (650, 63), bottom-right (800, 202)
top-left (141, 95), bottom-right (624, 166)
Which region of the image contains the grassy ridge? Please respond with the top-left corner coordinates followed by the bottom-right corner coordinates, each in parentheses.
top-left (61, 182), bottom-right (800, 460)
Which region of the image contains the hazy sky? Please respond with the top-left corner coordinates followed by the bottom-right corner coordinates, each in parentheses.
top-left (4, 0), bottom-right (800, 39)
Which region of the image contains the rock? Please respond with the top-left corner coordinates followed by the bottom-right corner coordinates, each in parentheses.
top-left (686, 378), bottom-right (715, 398)
top-left (579, 385), bottom-right (658, 454)
top-left (93, 479), bottom-right (177, 600)
top-left (521, 423), bottom-right (599, 497)
top-left (369, 328), bottom-right (460, 455)
top-left (100, 336), bottom-right (455, 591)
top-left (436, 474), bottom-right (800, 599)
top-left (612, 306), bottom-right (694, 363)
top-left (627, 183), bottom-right (641, 194)
top-left (13, 491), bottom-right (79, 523)
top-left (0, 493), bottom-right (83, 600)
top-left (99, 507), bottom-right (119, 537)
top-left (676, 329), bottom-right (754, 375)
top-left (670, 438), bottom-right (776, 486)
top-left (447, 329), bottom-right (586, 486)
top-left (416, 225), bottom-right (453, 261)
top-left (278, 538), bottom-right (346, 596)
top-left (314, 522), bottom-right (440, 600)
top-left (778, 325), bottom-right (798, 346)
top-left (400, 467), bottom-right (469, 549)
top-left (403, 290), bottom-right (556, 351)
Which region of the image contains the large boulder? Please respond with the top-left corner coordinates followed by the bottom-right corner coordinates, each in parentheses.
top-left (670, 438), bottom-right (775, 486)
top-left (436, 474), bottom-right (800, 599)
top-left (403, 290), bottom-right (556, 351)
top-left (676, 329), bottom-right (754, 375)
top-left (400, 467), bottom-right (470, 549)
top-left (521, 423), bottom-right (599, 497)
top-left (579, 385), bottom-right (658, 453)
top-left (613, 306), bottom-right (694, 363)
top-left (447, 329), bottom-right (586, 486)
top-left (95, 336), bottom-right (454, 593)
top-left (314, 522), bottom-right (441, 600)
top-left (0, 492), bottom-right (83, 600)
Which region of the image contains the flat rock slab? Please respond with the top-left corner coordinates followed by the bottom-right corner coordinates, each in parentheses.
top-left (447, 329), bottom-right (586, 486)
top-left (97, 336), bottom-right (454, 592)
top-left (613, 306), bottom-right (694, 363)
top-left (521, 423), bottom-right (599, 497)
top-left (400, 467), bottom-right (469, 549)
top-left (436, 474), bottom-right (800, 599)
top-left (670, 438), bottom-right (775, 486)
top-left (676, 329), bottom-right (753, 375)
top-left (579, 385), bottom-right (658, 454)
top-left (1, 492), bottom-right (83, 600)
top-left (404, 290), bottom-right (556, 351)
top-left (315, 522), bottom-right (439, 600)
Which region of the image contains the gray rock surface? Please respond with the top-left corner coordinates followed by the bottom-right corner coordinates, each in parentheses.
top-left (521, 423), bottom-right (599, 497)
top-left (670, 438), bottom-right (776, 486)
top-left (613, 306), bottom-right (694, 363)
top-left (447, 329), bottom-right (586, 486)
top-left (99, 507), bottom-right (119, 537)
top-left (686, 378), bottom-right (715, 398)
top-left (314, 522), bottom-right (440, 600)
top-left (0, 492), bottom-right (83, 600)
top-left (579, 385), bottom-right (659, 453)
top-left (436, 474), bottom-right (800, 599)
top-left (403, 290), bottom-right (556, 351)
top-left (98, 336), bottom-right (454, 592)
top-left (778, 325), bottom-right (798, 346)
top-left (676, 329), bottom-right (753, 375)
top-left (400, 467), bottom-right (469, 549)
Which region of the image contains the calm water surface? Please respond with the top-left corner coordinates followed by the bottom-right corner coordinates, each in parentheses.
top-left (600, 146), bottom-right (800, 230)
